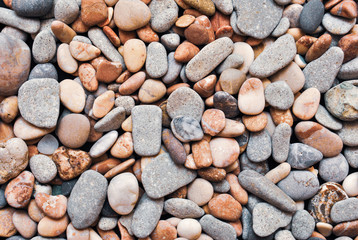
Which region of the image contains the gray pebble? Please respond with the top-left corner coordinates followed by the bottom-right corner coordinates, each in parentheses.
top-left (291, 210), bottom-right (315, 240)
top-left (282, 4), bottom-right (303, 28)
top-left (239, 170), bottom-right (297, 212)
top-left (167, 87), bottom-right (204, 122)
top-left (213, 91), bottom-right (239, 118)
top-left (29, 63), bottom-right (58, 80)
top-left (277, 170), bottom-right (320, 201)
top-left (6, 236), bottom-right (26, 240)
top-left (322, 13), bottom-right (356, 35)
top-left (230, 10), bottom-right (243, 35)
top-left (131, 193), bottom-right (163, 238)
top-left (247, 130), bottom-right (272, 163)
top-left (287, 143), bottom-right (323, 169)
top-left (94, 83), bottom-right (109, 97)
top-left (253, 202), bottom-right (292, 237)
top-left (146, 42), bottom-right (168, 78)
top-left (18, 78), bottom-right (60, 128)
top-left (186, 37), bottom-right (234, 82)
top-left (299, 0), bottom-right (324, 34)
top-left (98, 216), bottom-right (118, 231)
top-left (161, 33), bottom-right (180, 51)
top-left (132, 105), bottom-right (162, 156)
top-left (1, 26), bottom-right (27, 42)
top-left (54, 0), bottom-right (79, 24)
top-left (240, 152), bottom-right (269, 175)
top-left (200, 214), bottom-right (237, 240)
top-left (216, 53), bottom-right (244, 74)
top-left (164, 198), bottom-right (204, 218)
top-left (12, 0), bottom-right (53, 17)
top-left (344, 147), bottom-right (358, 168)
top-left (68, 170), bottom-right (108, 229)
top-left (114, 96), bottom-right (135, 115)
top-left (72, 35), bottom-right (92, 44)
top-left (88, 27), bottom-right (125, 66)
top-left (212, 180), bottom-right (230, 193)
top-left (0, 189), bottom-right (6, 209)
top-left (265, 81), bottom-right (294, 110)
top-left (120, 212), bottom-right (134, 235)
top-left (149, 0), bottom-right (178, 33)
top-left (315, 105), bottom-right (343, 130)
top-left (264, 112), bottom-right (276, 137)
top-left (338, 57), bottom-right (358, 80)
top-left (272, 123), bottom-right (291, 163)
top-left (236, 0), bottom-right (283, 39)
top-left (94, 107), bottom-right (126, 133)
top-left (247, 194), bottom-right (263, 213)
top-left (0, 8), bottom-right (40, 34)
top-left (61, 178), bottom-right (77, 197)
top-left (275, 230), bottom-right (295, 240)
top-left (32, 30), bottom-right (56, 63)
top-left (212, 0), bottom-right (233, 15)
top-left (162, 52), bottom-right (182, 84)
top-left (84, 94), bottom-right (95, 115)
top-left (303, 47), bottom-right (344, 93)
top-left (331, 198), bottom-right (358, 223)
top-left (337, 121), bottom-right (358, 147)
top-left (319, 154), bottom-right (349, 182)
top-left (242, 207), bottom-right (252, 240)
top-left (271, 17), bottom-right (290, 37)
top-left (170, 116), bottom-right (204, 143)
top-left (37, 134), bottom-right (59, 155)
top-left (274, 0), bottom-right (291, 5)
top-left (335, 237), bottom-right (353, 240)
top-left (89, 130), bottom-right (118, 158)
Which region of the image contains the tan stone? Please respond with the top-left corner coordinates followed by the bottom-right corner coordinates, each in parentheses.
top-left (79, 63), bottom-right (98, 92)
top-left (238, 78), bottom-right (265, 115)
top-left (113, 0), bottom-right (151, 31)
top-left (217, 119), bottom-right (245, 137)
top-left (35, 193), bottom-right (67, 219)
top-left (265, 162), bottom-right (291, 184)
top-left (37, 215), bottom-right (69, 237)
top-left (306, 33), bottom-right (332, 62)
top-left (0, 96), bottom-right (18, 123)
top-left (57, 114), bottom-right (90, 149)
top-left (69, 41), bottom-right (101, 61)
top-left (136, 24), bottom-right (159, 43)
top-left (208, 194), bottom-right (242, 221)
top-left (28, 199), bottom-right (45, 223)
top-left (270, 61), bottom-right (305, 94)
top-left (292, 87), bottom-right (320, 120)
top-left (193, 75), bottom-right (216, 98)
top-left (138, 79), bottom-right (166, 103)
top-left (201, 109), bottom-right (226, 136)
top-left (96, 60), bottom-right (122, 83)
top-left (123, 39), bottom-right (146, 73)
top-left (90, 158), bottom-right (121, 174)
top-left (0, 121), bottom-right (14, 143)
top-left (57, 43), bottom-right (78, 74)
top-left (219, 68), bottom-right (246, 95)
top-left (60, 80), bottom-right (86, 113)
top-left (51, 20), bottom-right (77, 44)
top-left (210, 137), bottom-right (240, 168)
top-left (110, 132), bottom-right (133, 159)
top-left (151, 220), bottom-right (177, 240)
top-left (242, 113), bottom-right (268, 132)
top-left (226, 173), bottom-right (248, 205)
top-left (0, 208), bottom-right (16, 237)
top-left (67, 223), bottom-right (90, 240)
top-left (174, 41), bottom-right (200, 63)
top-left (270, 108), bottom-right (294, 127)
top-left (104, 158), bottom-right (135, 178)
top-left (92, 90), bottom-right (115, 118)
top-left (12, 210), bottom-right (37, 238)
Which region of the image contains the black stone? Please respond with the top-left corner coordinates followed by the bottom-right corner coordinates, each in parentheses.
top-left (299, 0), bottom-right (324, 34)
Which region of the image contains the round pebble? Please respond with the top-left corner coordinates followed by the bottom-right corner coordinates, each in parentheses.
top-left (319, 154), bottom-right (349, 183)
top-left (264, 81), bottom-right (294, 110)
top-left (57, 114), bottom-right (90, 149)
top-left (187, 178), bottom-right (213, 206)
top-left (177, 218), bottom-right (202, 240)
top-left (29, 155), bottom-right (57, 184)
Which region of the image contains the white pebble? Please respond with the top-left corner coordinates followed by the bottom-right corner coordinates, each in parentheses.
top-left (177, 218), bottom-right (202, 240)
top-left (343, 172), bottom-right (358, 197)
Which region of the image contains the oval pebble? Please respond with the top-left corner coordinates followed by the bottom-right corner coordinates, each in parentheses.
top-left (246, 130), bottom-right (271, 163)
top-left (238, 78), bottom-right (265, 115)
top-left (32, 30), bottom-right (56, 63)
top-left (264, 81), bottom-right (294, 110)
top-left (319, 154), bottom-right (349, 183)
top-left (146, 42), bottom-right (168, 79)
top-left (29, 155), bottom-right (57, 184)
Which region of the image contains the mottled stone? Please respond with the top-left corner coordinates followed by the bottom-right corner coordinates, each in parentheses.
top-left (30, 155), bottom-right (57, 184)
top-left (164, 198), bottom-right (204, 218)
top-left (287, 143), bottom-right (323, 169)
top-left (291, 210), bottom-right (315, 240)
top-left (319, 154), bottom-right (349, 183)
top-left (246, 130), bottom-right (271, 163)
top-left (213, 91), bottom-right (239, 118)
top-left (171, 116), bottom-right (203, 143)
top-left (337, 121), bottom-right (358, 147)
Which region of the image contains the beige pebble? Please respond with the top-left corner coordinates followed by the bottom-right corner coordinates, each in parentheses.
top-left (57, 43), bottom-right (78, 74)
top-left (0, 96), bottom-right (18, 123)
top-left (265, 162), bottom-right (291, 184)
top-left (51, 20), bottom-right (77, 44)
top-left (270, 108), bottom-right (293, 127)
top-left (201, 109), bottom-right (226, 136)
top-left (113, 0), bottom-right (151, 31)
top-left (69, 41), bottom-right (101, 61)
top-left (66, 223), bottom-right (90, 240)
top-left (122, 116), bottom-right (132, 132)
top-left (238, 78), bottom-right (265, 115)
top-left (270, 61), bottom-right (305, 94)
top-left (216, 119), bottom-right (245, 138)
top-left (37, 215), bottom-right (69, 237)
top-left (242, 113), bottom-right (268, 132)
top-left (187, 178), bottom-right (213, 206)
top-left (167, 217), bottom-right (182, 227)
top-left (292, 87), bottom-right (320, 120)
top-left (177, 219), bottom-right (202, 240)
top-left (13, 116), bottom-right (55, 141)
top-left (138, 79), bottom-right (166, 103)
top-left (210, 137), bottom-right (240, 168)
top-left (57, 114), bottom-right (90, 149)
top-left (60, 80), bottom-right (86, 113)
top-left (185, 154), bottom-right (198, 170)
top-left (28, 199), bottom-right (45, 223)
top-left (316, 222), bottom-right (333, 237)
top-left (219, 68), bottom-right (246, 95)
top-left (342, 172), bottom-right (358, 197)
top-left (123, 39), bottom-right (146, 73)
top-left (12, 210), bottom-right (37, 238)
top-left (0, 208), bottom-right (16, 237)
top-left (92, 90), bottom-right (115, 118)
top-left (233, 42), bottom-right (254, 74)
top-left (110, 132), bottom-right (133, 159)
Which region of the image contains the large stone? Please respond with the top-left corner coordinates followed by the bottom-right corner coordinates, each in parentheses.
top-left (331, 198), bottom-right (358, 223)
top-left (113, 0), bottom-right (151, 31)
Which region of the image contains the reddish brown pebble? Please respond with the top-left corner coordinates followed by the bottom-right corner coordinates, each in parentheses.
top-left (330, 0), bottom-right (358, 19)
top-left (90, 158), bottom-right (121, 174)
top-left (37, 215), bottom-right (69, 237)
top-left (5, 171), bottom-right (34, 208)
top-left (192, 139), bottom-right (213, 168)
top-left (92, 90), bottom-right (115, 118)
top-left (136, 24), bottom-right (160, 43)
top-left (0, 208), bottom-right (16, 237)
top-left (338, 33), bottom-right (358, 63)
top-left (208, 194), bottom-right (242, 221)
top-left (110, 132), bottom-right (134, 159)
top-left (103, 26), bottom-right (121, 47)
top-left (174, 41), bottom-right (200, 63)
top-left (242, 113), bottom-right (268, 132)
top-left (51, 20), bottom-right (77, 44)
top-left (197, 167), bottom-right (226, 182)
top-left (270, 108), bottom-right (294, 127)
top-left (333, 219), bottom-right (358, 237)
top-left (96, 60), bottom-right (122, 83)
top-left (226, 173), bottom-right (248, 205)
top-left (35, 193), bottom-right (67, 219)
top-left (81, 0), bottom-right (108, 27)
top-left (193, 75), bottom-right (216, 98)
top-left (151, 220), bottom-right (177, 240)
top-left (119, 71), bottom-right (146, 95)
top-left (79, 63), bottom-right (98, 92)
top-left (104, 158), bottom-right (135, 178)
top-left (201, 109), bottom-right (226, 136)
top-left (305, 33), bottom-right (332, 62)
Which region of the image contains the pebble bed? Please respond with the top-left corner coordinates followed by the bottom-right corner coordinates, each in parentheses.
top-left (0, 0), bottom-right (358, 239)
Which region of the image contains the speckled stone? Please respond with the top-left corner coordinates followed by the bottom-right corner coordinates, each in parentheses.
top-left (277, 170), bottom-right (320, 201)
top-left (275, 230), bottom-right (295, 240)
top-left (291, 210), bottom-right (315, 240)
top-left (164, 198), bottom-right (204, 218)
top-left (89, 130), bottom-right (118, 158)
top-left (30, 155), bottom-right (57, 184)
top-left (171, 116), bottom-right (203, 143)
top-left (299, 0), bottom-right (324, 34)
top-left (32, 30), bottom-right (56, 63)
top-left (344, 147), bottom-right (358, 168)
top-left (322, 13), bottom-right (356, 35)
top-left (331, 198), bottom-right (358, 223)
top-left (18, 78), bottom-right (59, 128)
top-left (161, 33), bottom-right (180, 51)
top-left (29, 63), bottom-right (58, 81)
top-left (94, 107), bottom-right (126, 133)
top-left (337, 121), bottom-right (358, 147)
top-left (149, 0), bottom-right (178, 33)
top-left (54, 0), bottom-right (79, 24)
top-left (271, 17), bottom-right (290, 37)
top-left (98, 216), bottom-right (118, 231)
top-left (246, 130), bottom-right (271, 163)
top-left (264, 81), bottom-right (294, 110)
top-left (12, 0), bottom-right (52, 17)
top-left (199, 215), bottom-right (236, 240)
top-left (212, 0), bottom-right (233, 15)
top-left (282, 4), bottom-right (303, 28)
top-left (163, 52), bottom-right (182, 84)
top-left (338, 57), bottom-right (358, 80)
top-left (315, 105), bottom-right (343, 131)
top-left (272, 123), bottom-right (291, 163)
top-left (287, 143), bottom-right (323, 169)
top-left (319, 154), bottom-right (349, 183)
top-left (240, 152), bottom-right (269, 175)
top-left (61, 179), bottom-right (77, 197)
top-left (146, 42), bottom-right (168, 79)
top-left (216, 54), bottom-right (244, 74)
top-left (0, 8), bottom-right (40, 34)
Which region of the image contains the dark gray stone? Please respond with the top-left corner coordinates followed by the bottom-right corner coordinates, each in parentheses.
top-left (287, 143), bottom-right (323, 169)
top-left (101, 198), bottom-right (118, 217)
top-left (61, 178), bottom-right (77, 197)
top-left (319, 154), bottom-right (349, 182)
top-left (299, 0), bottom-right (324, 34)
top-left (291, 210), bottom-right (315, 240)
top-left (0, 188), bottom-right (6, 209)
top-left (94, 107), bottom-right (126, 133)
top-left (12, 0), bottom-right (53, 17)
top-left (164, 198), bottom-right (204, 218)
top-left (213, 91), bottom-right (239, 118)
top-left (212, 180), bottom-right (230, 193)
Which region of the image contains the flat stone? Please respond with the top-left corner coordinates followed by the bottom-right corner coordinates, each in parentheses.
top-left (264, 81), bottom-right (294, 110)
top-left (171, 116), bottom-right (203, 143)
top-left (303, 47), bottom-right (344, 93)
top-left (277, 170), bottom-right (320, 201)
top-left (199, 215), bottom-right (236, 240)
top-left (54, 0), bottom-right (79, 24)
top-left (18, 78), bottom-right (59, 129)
top-left (238, 170), bottom-right (296, 212)
top-left (252, 202), bottom-right (292, 237)
top-left (0, 8), bottom-right (40, 34)
top-left (337, 121), bottom-right (358, 147)
top-left (131, 193), bottom-right (163, 238)
top-left (149, 0), bottom-right (178, 33)
top-left (67, 170), bottom-right (107, 229)
top-left (146, 42), bottom-right (168, 78)
top-left (186, 37), bottom-right (234, 82)
top-left (271, 17), bottom-right (290, 37)
top-left (32, 30), bottom-right (56, 63)
top-left (164, 198), bottom-right (204, 218)
top-left (236, 0), bottom-right (283, 39)
top-left (142, 153), bottom-right (197, 199)
top-left (30, 155), bottom-right (57, 184)
top-left (59, 80), bottom-right (86, 113)
top-left (94, 107), bottom-right (126, 133)
top-left (299, 0), bottom-right (325, 34)
top-left (13, 117), bottom-right (54, 141)
top-left (246, 130), bottom-right (271, 163)
top-left (338, 57), bottom-right (358, 80)
top-left (331, 198), bottom-right (358, 223)
top-left (238, 78), bottom-right (265, 115)
top-left (344, 147), bottom-right (358, 168)
top-left (89, 130), bottom-right (118, 158)
top-left (114, 96), bottom-right (135, 115)
top-left (240, 152), bottom-right (270, 175)
top-left (291, 210), bottom-right (315, 240)
top-left (29, 63), bottom-right (58, 81)
top-left (270, 61), bottom-right (305, 94)
top-left (161, 34), bottom-right (180, 51)
top-left (81, 0), bottom-right (108, 27)
top-left (287, 143), bottom-right (323, 169)
top-left (162, 52), bottom-right (182, 84)
top-left (212, 0), bottom-right (233, 15)
top-left (322, 13), bottom-right (356, 35)
top-left (319, 154), bottom-right (349, 182)
top-left (272, 123), bottom-right (291, 163)
top-left (216, 54), bottom-right (244, 74)
top-left (315, 105), bottom-right (343, 131)
top-left (249, 34), bottom-right (296, 78)
top-left (132, 105), bottom-right (162, 156)
top-left (113, 0), bottom-right (151, 31)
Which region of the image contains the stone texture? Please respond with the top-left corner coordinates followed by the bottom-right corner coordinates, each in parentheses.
top-left (322, 13), bottom-right (356, 35)
top-left (5, 171), bottom-right (34, 208)
top-left (264, 81), bottom-right (294, 110)
top-left (291, 210), bottom-right (315, 240)
top-left (0, 8), bottom-right (40, 34)
top-left (319, 154), bottom-right (349, 183)
top-left (171, 116), bottom-right (204, 143)
top-left (299, 0), bottom-right (325, 34)
top-left (164, 198), bottom-right (204, 218)
top-left (331, 198), bottom-right (358, 223)
top-left (272, 123), bottom-right (291, 163)
top-left (287, 143), bottom-right (323, 169)
top-left (199, 215), bottom-right (236, 240)
top-left (246, 130), bottom-right (271, 163)
top-left (315, 105), bottom-right (343, 131)
top-left (113, 0), bottom-right (151, 31)
top-left (29, 155), bottom-right (57, 184)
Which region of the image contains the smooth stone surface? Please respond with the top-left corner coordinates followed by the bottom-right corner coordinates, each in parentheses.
top-left (32, 30), bottom-right (56, 63)
top-left (29, 63), bottom-right (58, 81)
top-left (210, 137), bottom-right (240, 168)
top-left (12, 0), bottom-right (53, 17)
top-left (239, 170), bottom-right (296, 212)
top-left (132, 105), bottom-right (162, 156)
top-left (303, 47), bottom-right (344, 93)
top-left (114, 0), bottom-right (151, 31)
top-left (344, 147), bottom-right (358, 168)
top-left (291, 210), bottom-right (315, 240)
top-left (315, 105), bottom-right (343, 131)
top-left (338, 57), bottom-right (358, 80)
top-left (249, 34), bottom-right (296, 78)
top-left (59, 80), bottom-right (86, 113)
top-left (240, 152), bottom-right (270, 175)
top-left (212, 180), bottom-right (230, 193)
top-left (277, 170), bottom-right (320, 201)
top-left (89, 130), bottom-right (118, 158)
top-left (0, 8), bottom-right (40, 34)
top-left (67, 170), bottom-right (108, 229)
top-left (216, 54), bottom-right (244, 74)
top-left (54, 0), bottom-right (79, 24)
top-left (270, 61), bottom-right (305, 94)
top-left (163, 52), bottom-right (182, 84)
top-left (161, 34), bottom-right (180, 51)
top-left (146, 42), bottom-right (168, 78)
top-left (238, 78), bottom-right (265, 115)
top-left (187, 178), bottom-right (214, 206)
top-left (57, 114), bottom-right (90, 149)
top-left (94, 107), bottom-right (126, 132)
top-left (199, 215), bottom-right (236, 240)
top-left (213, 91), bottom-right (239, 118)
top-left (299, 0), bottom-right (324, 34)
top-left (264, 81), bottom-right (294, 110)
top-left (236, 0), bottom-right (283, 39)
top-left (149, 0), bottom-right (178, 33)
top-left (30, 155), bottom-right (57, 184)
top-left (131, 193), bottom-right (163, 238)
top-left (164, 198), bottom-right (204, 218)
top-left (142, 153), bottom-right (196, 199)
top-left (319, 154), bottom-right (349, 183)
top-left (246, 130), bottom-right (271, 163)
top-left (171, 116), bottom-right (204, 143)
top-left (337, 121), bottom-right (358, 147)
top-left (322, 13), bottom-right (356, 35)
top-left (271, 17), bottom-right (290, 37)
top-left (185, 37), bottom-right (234, 82)
top-left (331, 198), bottom-right (358, 223)
top-left (287, 143), bottom-right (323, 169)
top-left (272, 123), bottom-right (291, 163)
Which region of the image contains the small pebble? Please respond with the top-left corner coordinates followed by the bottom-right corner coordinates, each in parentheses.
top-left (291, 210), bottom-right (315, 240)
top-left (29, 155), bottom-right (57, 184)
top-left (319, 154), bottom-right (349, 183)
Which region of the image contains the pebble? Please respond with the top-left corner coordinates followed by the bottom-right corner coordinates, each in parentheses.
top-left (238, 170), bottom-right (296, 212)
top-left (32, 30), bottom-right (56, 63)
top-left (163, 52), bottom-right (182, 84)
top-left (35, 193), bottom-right (67, 219)
top-left (142, 153), bottom-right (196, 198)
top-left (51, 20), bottom-right (76, 44)
top-left (151, 220), bottom-right (177, 240)
top-left (107, 172), bottom-right (139, 215)
top-left (325, 80), bottom-right (358, 121)
top-left (59, 80), bottom-right (85, 113)
top-left (94, 107), bottom-right (126, 132)
top-left (54, 0), bottom-right (79, 24)
top-left (275, 230), bottom-right (295, 240)
top-left (12, 210), bottom-right (37, 238)
top-left (80, 0), bottom-right (108, 27)
top-left (246, 130), bottom-right (271, 163)
top-left (333, 220), bottom-right (358, 237)
top-left (219, 68), bottom-right (246, 95)
top-left (238, 78), bottom-right (265, 115)
top-left (272, 123), bottom-right (291, 163)
top-left (322, 13), bottom-right (356, 35)
top-left (337, 121), bottom-right (358, 147)
top-left (210, 137), bottom-right (240, 168)
top-left (299, 0), bottom-right (325, 34)
top-left (29, 155), bottom-right (57, 184)
top-left (162, 129), bottom-right (187, 165)
top-left (212, 180), bottom-right (230, 193)
top-left (201, 109), bottom-right (225, 136)
top-left (208, 193), bottom-right (242, 221)
top-left (69, 41), bottom-right (101, 61)
top-left (277, 170), bottom-right (320, 201)
top-left (37, 134), bottom-right (58, 155)
top-left (295, 121), bottom-right (343, 157)
top-left (216, 54), bottom-right (244, 75)
top-left (171, 116), bottom-right (204, 143)
top-left (331, 198), bottom-right (358, 223)
top-left (123, 39), bottom-right (146, 73)
top-left (213, 91), bottom-right (239, 118)
top-left (18, 78), bottom-right (59, 129)
top-left (270, 61), bottom-right (305, 94)
top-left (271, 17), bottom-right (290, 37)
top-left (37, 215), bottom-right (69, 237)
top-left (240, 152), bottom-right (270, 175)
top-left (92, 90), bottom-right (115, 118)
top-left (249, 34), bottom-right (296, 78)
top-left (145, 42), bottom-right (168, 79)
top-left (303, 47), bottom-right (344, 93)
top-left (242, 113), bottom-right (267, 132)
top-left (164, 198), bottom-right (204, 218)
top-left (252, 202), bottom-right (292, 237)
top-left (0, 208), bottom-right (16, 237)
top-left (89, 130), bottom-right (118, 158)
top-left (235, 0), bottom-right (283, 39)
top-left (118, 71), bottom-right (145, 95)
top-left (231, 42), bottom-right (253, 74)
top-left (57, 43), bottom-right (78, 74)
top-left (149, 0), bottom-right (178, 33)
top-left (131, 193), bottom-right (163, 238)
top-left (67, 170), bottom-right (107, 229)
top-left (161, 34), bottom-right (180, 51)
top-left (110, 132), bottom-right (133, 159)
top-left (319, 154), bottom-right (349, 183)
top-left (338, 57), bottom-right (358, 80)
top-left (57, 114), bottom-right (90, 149)
top-left (114, 96), bottom-right (135, 115)
top-left (132, 105), bottom-right (162, 156)
top-left (177, 218), bottom-right (202, 240)
top-left (12, 0), bottom-right (52, 17)
top-left (199, 215), bottom-right (236, 240)
top-left (315, 105), bottom-right (343, 131)
top-left (5, 171), bottom-right (34, 208)
top-left (185, 37), bottom-right (234, 82)
top-left (265, 162), bottom-right (291, 184)
top-left (291, 210), bottom-right (315, 240)
top-left (114, 0), bottom-right (150, 31)
top-left (331, 0), bottom-right (358, 19)
top-left (29, 63), bottom-right (58, 81)
top-left (182, 0), bottom-right (215, 16)
top-left (287, 143), bottom-right (323, 169)
top-left (139, 79), bottom-right (166, 103)
top-left (264, 81), bottom-right (294, 110)
top-left (61, 179), bottom-right (77, 197)
top-left (66, 223), bottom-right (90, 240)
top-left (293, 87), bottom-right (321, 120)
top-left (0, 8), bottom-right (40, 34)
top-left (0, 189), bottom-right (5, 209)
top-left (187, 178), bottom-right (214, 207)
